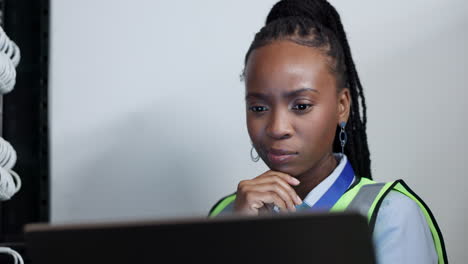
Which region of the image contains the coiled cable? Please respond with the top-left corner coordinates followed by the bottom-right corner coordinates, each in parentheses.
top-left (0, 137), bottom-right (20, 201)
top-left (0, 25), bottom-right (20, 94)
top-left (0, 247), bottom-right (24, 264)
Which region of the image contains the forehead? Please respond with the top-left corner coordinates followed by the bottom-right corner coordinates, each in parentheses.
top-left (244, 40), bottom-right (336, 94)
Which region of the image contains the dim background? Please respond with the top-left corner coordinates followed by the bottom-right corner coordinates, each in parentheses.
top-left (50, 0), bottom-right (467, 262)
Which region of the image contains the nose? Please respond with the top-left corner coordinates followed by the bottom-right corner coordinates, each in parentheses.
top-left (266, 108), bottom-right (293, 140)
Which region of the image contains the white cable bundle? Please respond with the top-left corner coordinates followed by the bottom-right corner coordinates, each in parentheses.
top-left (0, 25), bottom-right (20, 94)
top-left (0, 21), bottom-right (25, 264)
top-left (0, 247), bottom-right (24, 264)
top-left (0, 137), bottom-right (20, 201)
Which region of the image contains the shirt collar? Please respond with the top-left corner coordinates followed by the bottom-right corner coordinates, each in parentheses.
top-left (301, 153), bottom-right (355, 208)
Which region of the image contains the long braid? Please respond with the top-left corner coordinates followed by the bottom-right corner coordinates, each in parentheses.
top-left (243, 0), bottom-right (372, 179)
top-left (324, 2), bottom-right (371, 178)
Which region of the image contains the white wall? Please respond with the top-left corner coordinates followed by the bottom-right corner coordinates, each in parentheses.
top-left (50, 0), bottom-right (468, 262)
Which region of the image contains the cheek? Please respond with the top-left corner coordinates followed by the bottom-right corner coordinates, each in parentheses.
top-left (301, 105), bottom-right (338, 152)
top-left (246, 116), bottom-right (263, 143)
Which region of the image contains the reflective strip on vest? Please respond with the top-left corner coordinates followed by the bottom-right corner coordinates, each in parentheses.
top-left (344, 183), bottom-right (386, 218)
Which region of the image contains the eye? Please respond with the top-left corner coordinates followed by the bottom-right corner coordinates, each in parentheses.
top-left (249, 106), bottom-right (268, 112)
top-left (292, 104), bottom-right (313, 111)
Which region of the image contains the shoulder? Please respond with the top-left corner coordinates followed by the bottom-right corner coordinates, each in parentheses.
top-left (375, 190), bottom-right (431, 238)
top-left (379, 190), bottom-right (420, 217)
top-left (373, 190), bottom-right (438, 263)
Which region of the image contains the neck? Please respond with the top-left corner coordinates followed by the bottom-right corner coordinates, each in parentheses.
top-left (293, 152), bottom-right (339, 200)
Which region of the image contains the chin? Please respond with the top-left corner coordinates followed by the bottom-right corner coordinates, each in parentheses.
top-left (267, 162), bottom-right (299, 176)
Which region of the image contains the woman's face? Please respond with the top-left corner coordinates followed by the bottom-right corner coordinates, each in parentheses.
top-left (244, 40), bottom-right (350, 177)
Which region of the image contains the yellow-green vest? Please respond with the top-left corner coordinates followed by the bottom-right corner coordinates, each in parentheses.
top-left (209, 178), bottom-right (448, 264)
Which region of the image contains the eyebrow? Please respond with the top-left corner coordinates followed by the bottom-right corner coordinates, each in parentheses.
top-left (245, 87), bottom-right (319, 100)
top-left (283, 87), bottom-right (319, 98)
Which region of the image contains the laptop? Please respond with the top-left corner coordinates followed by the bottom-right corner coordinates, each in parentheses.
top-left (24, 212), bottom-right (376, 264)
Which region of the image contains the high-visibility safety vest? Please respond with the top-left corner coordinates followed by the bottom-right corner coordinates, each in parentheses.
top-left (209, 177), bottom-right (448, 264)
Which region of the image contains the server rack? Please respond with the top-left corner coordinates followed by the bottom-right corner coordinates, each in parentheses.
top-left (0, 0), bottom-right (50, 262)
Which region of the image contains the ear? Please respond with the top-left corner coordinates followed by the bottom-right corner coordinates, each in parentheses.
top-left (337, 88), bottom-right (351, 124)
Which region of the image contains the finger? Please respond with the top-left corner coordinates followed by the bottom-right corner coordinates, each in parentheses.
top-left (240, 172), bottom-right (302, 205)
top-left (257, 170), bottom-right (301, 186)
top-left (249, 176), bottom-right (302, 205)
top-left (265, 192), bottom-right (288, 212)
top-left (242, 183), bottom-right (297, 211)
top-left (244, 183), bottom-right (296, 211)
top-left (258, 205), bottom-right (272, 216)
top-left (248, 191), bottom-right (287, 212)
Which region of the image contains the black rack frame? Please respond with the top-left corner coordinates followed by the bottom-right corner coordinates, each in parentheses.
top-left (0, 0), bottom-right (50, 249)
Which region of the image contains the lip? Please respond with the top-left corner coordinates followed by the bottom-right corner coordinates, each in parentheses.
top-left (267, 148), bottom-right (298, 164)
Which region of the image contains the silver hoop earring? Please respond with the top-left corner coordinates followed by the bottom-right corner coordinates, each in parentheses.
top-left (250, 146), bottom-right (260, 162)
top-left (339, 121), bottom-right (347, 154)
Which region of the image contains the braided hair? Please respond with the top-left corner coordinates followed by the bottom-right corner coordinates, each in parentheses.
top-left (242, 0), bottom-right (372, 179)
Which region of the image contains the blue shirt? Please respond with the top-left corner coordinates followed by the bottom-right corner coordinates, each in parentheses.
top-left (292, 154), bottom-right (438, 264)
